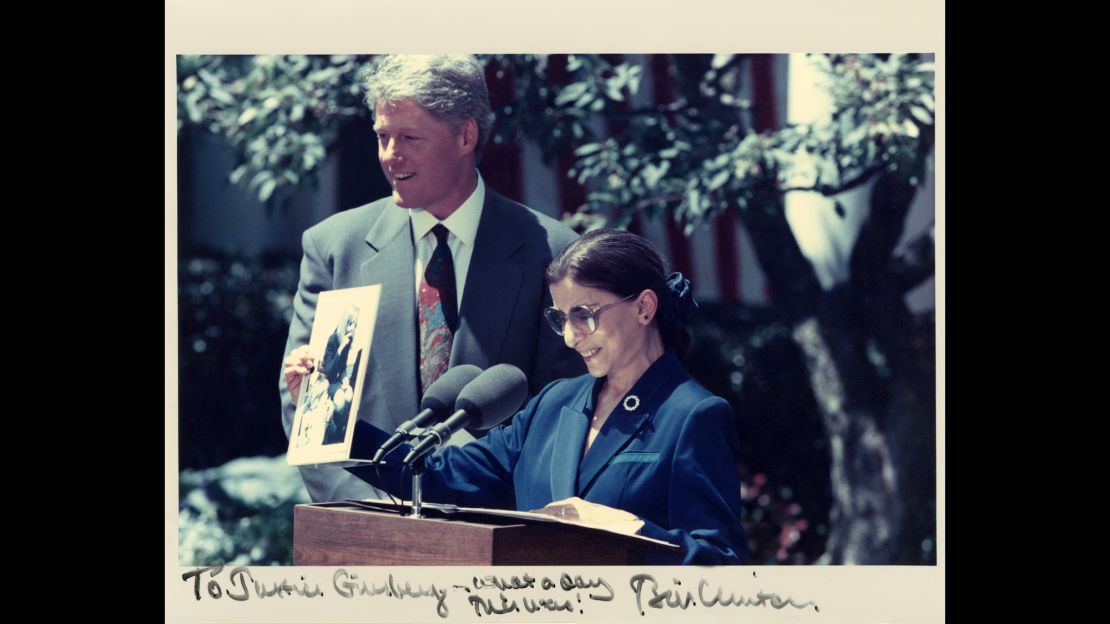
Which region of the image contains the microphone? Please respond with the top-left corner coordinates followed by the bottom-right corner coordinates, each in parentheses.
top-left (402, 364), bottom-right (529, 466)
top-left (370, 364), bottom-right (483, 464)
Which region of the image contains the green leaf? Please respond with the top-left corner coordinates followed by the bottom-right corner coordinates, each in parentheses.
top-left (555, 82), bottom-right (589, 106)
top-left (209, 87), bottom-right (235, 106)
top-left (197, 68), bottom-right (220, 87)
top-left (605, 81), bottom-right (625, 101)
top-left (248, 170), bottom-right (273, 191)
top-left (184, 98), bottom-right (201, 124)
top-left (574, 142), bottom-right (603, 157)
top-left (307, 68), bottom-right (337, 84)
top-left (642, 161), bottom-right (670, 188)
top-left (587, 191), bottom-right (617, 203)
top-left (259, 178), bottom-right (277, 202)
top-left (626, 66), bottom-right (642, 95)
top-left (708, 169), bottom-right (730, 191)
top-left (711, 54), bottom-right (735, 69)
top-left (686, 188), bottom-right (701, 213)
top-left (845, 125), bottom-right (868, 146)
top-left (238, 108), bottom-right (258, 126)
top-left (910, 106), bottom-right (936, 127)
top-left (229, 165), bottom-right (248, 185)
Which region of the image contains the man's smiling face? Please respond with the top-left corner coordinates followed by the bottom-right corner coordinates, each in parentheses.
top-left (374, 98), bottom-right (477, 220)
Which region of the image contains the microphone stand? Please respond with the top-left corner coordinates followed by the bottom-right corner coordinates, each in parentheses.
top-left (406, 455), bottom-right (426, 519)
top-left (402, 424), bottom-right (449, 519)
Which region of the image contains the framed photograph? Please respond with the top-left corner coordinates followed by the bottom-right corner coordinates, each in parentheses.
top-left (287, 284), bottom-right (381, 465)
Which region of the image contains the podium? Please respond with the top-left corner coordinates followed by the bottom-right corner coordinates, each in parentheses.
top-left (294, 502), bottom-right (673, 565)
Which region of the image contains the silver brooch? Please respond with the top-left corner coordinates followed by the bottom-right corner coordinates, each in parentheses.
top-left (622, 395), bottom-right (640, 412)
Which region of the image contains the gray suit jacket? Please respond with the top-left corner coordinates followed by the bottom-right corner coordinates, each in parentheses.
top-left (280, 189), bottom-right (584, 502)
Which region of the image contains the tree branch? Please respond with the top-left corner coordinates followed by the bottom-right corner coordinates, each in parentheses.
top-left (633, 193), bottom-right (684, 210)
top-left (781, 164), bottom-right (885, 196)
top-left (888, 224), bottom-right (935, 295)
top-left (847, 170), bottom-right (921, 297)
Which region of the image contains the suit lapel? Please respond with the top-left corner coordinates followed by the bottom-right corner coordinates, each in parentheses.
top-left (576, 403), bottom-right (653, 495)
top-left (451, 191), bottom-right (525, 370)
top-left (359, 205), bottom-right (419, 429)
top-left (576, 352), bottom-right (685, 495)
top-left (549, 381), bottom-right (594, 500)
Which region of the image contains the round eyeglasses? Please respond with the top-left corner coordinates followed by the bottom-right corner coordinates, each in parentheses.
top-left (543, 293), bottom-right (637, 336)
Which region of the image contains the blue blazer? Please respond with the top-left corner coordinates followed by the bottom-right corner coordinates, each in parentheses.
top-left (281, 189), bottom-right (584, 503)
top-left (350, 351), bottom-right (748, 565)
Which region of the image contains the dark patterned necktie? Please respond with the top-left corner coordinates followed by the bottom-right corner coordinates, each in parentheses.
top-left (418, 224), bottom-right (458, 393)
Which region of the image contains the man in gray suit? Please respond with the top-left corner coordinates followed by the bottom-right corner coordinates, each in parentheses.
top-left (281, 55), bottom-right (583, 503)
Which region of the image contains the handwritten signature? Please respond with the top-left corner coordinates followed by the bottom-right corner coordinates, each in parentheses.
top-left (629, 574), bottom-right (819, 615)
top-left (181, 568), bottom-right (819, 619)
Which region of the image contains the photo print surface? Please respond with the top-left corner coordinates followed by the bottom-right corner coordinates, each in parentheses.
top-left (287, 284), bottom-right (381, 465)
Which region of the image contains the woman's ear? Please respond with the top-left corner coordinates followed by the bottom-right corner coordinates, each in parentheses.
top-left (637, 289), bottom-right (659, 325)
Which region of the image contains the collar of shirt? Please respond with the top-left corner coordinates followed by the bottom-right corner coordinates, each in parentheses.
top-left (408, 174), bottom-right (485, 249)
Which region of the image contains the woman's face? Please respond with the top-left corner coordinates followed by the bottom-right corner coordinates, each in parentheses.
top-left (343, 309), bottom-right (360, 333)
top-left (549, 278), bottom-right (646, 379)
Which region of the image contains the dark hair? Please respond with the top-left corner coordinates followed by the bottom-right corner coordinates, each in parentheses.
top-left (545, 228), bottom-right (695, 358)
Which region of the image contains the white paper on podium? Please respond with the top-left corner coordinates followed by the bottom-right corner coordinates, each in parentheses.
top-left (345, 498), bottom-right (682, 552)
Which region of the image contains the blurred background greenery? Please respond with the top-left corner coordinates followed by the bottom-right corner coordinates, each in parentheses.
top-left (175, 53), bottom-right (935, 566)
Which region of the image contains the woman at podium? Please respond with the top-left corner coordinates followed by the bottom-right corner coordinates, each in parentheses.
top-left (289, 228), bottom-right (749, 564)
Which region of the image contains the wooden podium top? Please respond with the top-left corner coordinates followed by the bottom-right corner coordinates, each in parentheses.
top-left (294, 502), bottom-right (678, 566)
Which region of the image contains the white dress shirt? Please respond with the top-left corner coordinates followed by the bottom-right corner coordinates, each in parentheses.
top-left (408, 174), bottom-right (486, 310)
